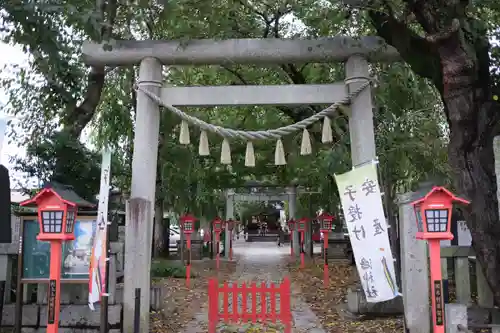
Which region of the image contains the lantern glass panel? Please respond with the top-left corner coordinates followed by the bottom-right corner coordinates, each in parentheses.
top-left (42, 210), bottom-right (64, 233)
top-left (65, 210), bottom-right (75, 233)
top-left (414, 204), bottom-right (424, 232)
top-left (425, 209), bottom-right (449, 232)
top-left (184, 222), bottom-right (193, 231)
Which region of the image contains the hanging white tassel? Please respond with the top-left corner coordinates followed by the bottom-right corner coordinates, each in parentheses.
top-left (179, 120), bottom-right (190, 145)
top-left (245, 141), bottom-right (255, 167)
top-left (300, 128), bottom-right (312, 155)
top-left (220, 138), bottom-right (232, 164)
top-left (274, 138), bottom-right (286, 165)
top-left (321, 116), bottom-right (333, 143)
top-left (198, 130), bottom-right (210, 156)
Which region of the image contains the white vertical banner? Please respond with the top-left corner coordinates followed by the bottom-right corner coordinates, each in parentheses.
top-left (89, 148), bottom-right (112, 310)
top-left (335, 162), bottom-right (399, 303)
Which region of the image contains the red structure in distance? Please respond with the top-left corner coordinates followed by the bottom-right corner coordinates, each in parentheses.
top-left (212, 217), bottom-right (224, 269)
top-left (180, 213), bottom-right (197, 288)
top-left (317, 212), bottom-right (335, 286)
top-left (297, 217), bottom-right (308, 268)
top-left (226, 218), bottom-right (235, 260)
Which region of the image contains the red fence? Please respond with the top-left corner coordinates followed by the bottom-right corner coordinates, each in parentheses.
top-left (208, 278), bottom-right (292, 333)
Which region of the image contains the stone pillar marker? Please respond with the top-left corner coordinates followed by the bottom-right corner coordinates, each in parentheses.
top-left (124, 57), bottom-right (162, 333)
top-left (287, 186), bottom-right (299, 256)
top-left (225, 189), bottom-right (235, 259)
top-left (398, 191), bottom-right (430, 333)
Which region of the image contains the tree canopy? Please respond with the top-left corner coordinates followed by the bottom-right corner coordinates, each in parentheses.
top-left (1, 0), bottom-right (499, 302)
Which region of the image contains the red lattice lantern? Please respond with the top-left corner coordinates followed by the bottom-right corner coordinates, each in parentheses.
top-left (180, 214), bottom-right (196, 235)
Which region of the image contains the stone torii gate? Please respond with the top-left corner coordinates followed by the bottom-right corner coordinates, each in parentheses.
top-left (82, 37), bottom-right (398, 333)
top-left (225, 183), bottom-right (319, 257)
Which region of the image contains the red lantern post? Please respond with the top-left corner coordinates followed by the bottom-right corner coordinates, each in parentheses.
top-left (212, 217), bottom-right (224, 269)
top-left (20, 185), bottom-right (94, 333)
top-left (287, 219), bottom-right (295, 257)
top-left (317, 212), bottom-right (334, 286)
top-left (411, 187), bottom-right (469, 333)
top-left (226, 219), bottom-right (235, 260)
top-left (297, 218), bottom-right (308, 268)
top-left (180, 214), bottom-right (197, 288)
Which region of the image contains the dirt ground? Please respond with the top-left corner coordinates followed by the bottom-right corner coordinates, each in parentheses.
top-left (150, 259), bottom-right (237, 332)
top-left (287, 261), bottom-right (404, 333)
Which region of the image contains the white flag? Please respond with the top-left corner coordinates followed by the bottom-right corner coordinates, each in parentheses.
top-left (89, 148), bottom-right (112, 310)
top-left (335, 162), bottom-right (400, 302)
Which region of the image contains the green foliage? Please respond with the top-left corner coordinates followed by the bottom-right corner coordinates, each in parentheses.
top-left (2, 0), bottom-right (483, 220)
top-left (151, 259), bottom-right (194, 278)
top-left (11, 131), bottom-right (101, 200)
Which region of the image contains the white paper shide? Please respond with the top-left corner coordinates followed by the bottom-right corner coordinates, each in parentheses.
top-left (335, 163), bottom-right (399, 303)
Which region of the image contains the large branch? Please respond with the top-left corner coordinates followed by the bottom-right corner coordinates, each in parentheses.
top-left (63, 0), bottom-right (118, 138)
top-left (368, 10), bottom-right (443, 91)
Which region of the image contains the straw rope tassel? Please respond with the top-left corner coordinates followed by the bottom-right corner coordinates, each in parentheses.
top-left (179, 120), bottom-right (190, 145)
top-left (245, 141), bottom-right (255, 167)
top-left (198, 130), bottom-right (210, 156)
top-left (274, 139), bottom-right (286, 165)
top-left (220, 138), bottom-right (232, 164)
top-left (300, 128), bottom-right (312, 155)
top-left (322, 116), bottom-right (333, 143)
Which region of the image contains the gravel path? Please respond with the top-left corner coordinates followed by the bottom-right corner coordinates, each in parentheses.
top-left (182, 241), bottom-right (325, 333)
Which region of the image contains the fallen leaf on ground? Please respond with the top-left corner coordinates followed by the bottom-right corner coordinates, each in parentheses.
top-left (287, 260), bottom-right (404, 333)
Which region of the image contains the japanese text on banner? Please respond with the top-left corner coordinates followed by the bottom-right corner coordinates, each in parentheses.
top-left (335, 163), bottom-right (399, 303)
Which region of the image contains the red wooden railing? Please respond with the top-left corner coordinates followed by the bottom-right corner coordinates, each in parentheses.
top-left (208, 278), bottom-right (292, 333)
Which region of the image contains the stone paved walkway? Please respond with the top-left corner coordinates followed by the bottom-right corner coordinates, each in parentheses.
top-left (182, 240), bottom-right (325, 333)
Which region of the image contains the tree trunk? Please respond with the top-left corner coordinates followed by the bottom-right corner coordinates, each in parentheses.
top-left (369, 6), bottom-right (500, 305)
top-left (446, 89), bottom-right (500, 304)
top-left (437, 27), bottom-right (500, 305)
top-left (153, 201), bottom-right (166, 258)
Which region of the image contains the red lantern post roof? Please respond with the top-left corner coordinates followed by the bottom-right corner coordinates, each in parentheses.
top-left (317, 212), bottom-right (335, 222)
top-left (20, 182), bottom-right (95, 208)
top-left (180, 214), bottom-right (197, 223)
top-left (411, 186), bottom-right (470, 206)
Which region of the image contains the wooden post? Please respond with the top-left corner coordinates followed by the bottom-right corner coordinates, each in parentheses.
top-left (454, 257), bottom-right (471, 305)
top-left (476, 263), bottom-right (494, 307)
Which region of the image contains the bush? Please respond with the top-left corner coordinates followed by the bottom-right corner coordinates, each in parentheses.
top-left (151, 260), bottom-right (194, 278)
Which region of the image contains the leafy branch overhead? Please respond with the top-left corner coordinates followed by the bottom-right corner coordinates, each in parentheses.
top-left (2, 0), bottom-right (500, 302)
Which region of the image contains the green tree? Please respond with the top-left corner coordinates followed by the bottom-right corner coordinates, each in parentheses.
top-left (3, 0), bottom-right (491, 297)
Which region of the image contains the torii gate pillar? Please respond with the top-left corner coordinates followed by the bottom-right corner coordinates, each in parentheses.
top-left (346, 55), bottom-right (376, 165)
top-left (124, 57), bottom-right (162, 333)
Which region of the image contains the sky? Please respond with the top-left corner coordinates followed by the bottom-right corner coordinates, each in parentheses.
top-left (0, 41), bottom-right (28, 189)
